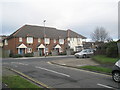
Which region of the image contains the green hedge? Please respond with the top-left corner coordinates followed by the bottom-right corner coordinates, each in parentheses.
top-left (12, 54), bottom-right (23, 58)
top-left (24, 53), bottom-right (34, 57)
top-left (96, 42), bottom-right (118, 58)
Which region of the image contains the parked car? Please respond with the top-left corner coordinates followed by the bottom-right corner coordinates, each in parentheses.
top-left (74, 49), bottom-right (94, 58)
top-left (112, 59), bottom-right (120, 83)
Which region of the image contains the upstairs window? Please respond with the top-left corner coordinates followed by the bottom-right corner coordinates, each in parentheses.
top-left (27, 37), bottom-right (33, 44)
top-left (38, 38), bottom-right (41, 43)
top-left (19, 37), bottom-right (22, 42)
top-left (44, 38), bottom-right (50, 44)
top-left (59, 39), bottom-right (64, 44)
top-left (54, 39), bottom-right (56, 43)
top-left (4, 39), bottom-right (8, 45)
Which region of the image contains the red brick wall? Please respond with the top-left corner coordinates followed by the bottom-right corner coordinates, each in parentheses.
top-left (3, 37), bottom-right (67, 55)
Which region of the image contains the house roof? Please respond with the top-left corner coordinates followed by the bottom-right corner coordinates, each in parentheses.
top-left (8, 24), bottom-right (86, 39)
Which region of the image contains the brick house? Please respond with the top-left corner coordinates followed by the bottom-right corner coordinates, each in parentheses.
top-left (3, 24), bottom-right (86, 56)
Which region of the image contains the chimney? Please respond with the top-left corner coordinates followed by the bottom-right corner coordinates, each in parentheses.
top-left (67, 29), bottom-right (71, 38)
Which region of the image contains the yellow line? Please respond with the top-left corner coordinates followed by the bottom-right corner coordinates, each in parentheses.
top-left (5, 67), bottom-right (52, 88)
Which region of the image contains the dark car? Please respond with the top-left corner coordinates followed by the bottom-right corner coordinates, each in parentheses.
top-left (112, 59), bottom-right (120, 83)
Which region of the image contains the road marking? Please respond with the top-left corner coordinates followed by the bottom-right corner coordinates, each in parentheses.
top-left (97, 83), bottom-right (113, 89)
top-left (76, 64), bottom-right (87, 66)
top-left (11, 62), bottom-right (28, 66)
top-left (35, 66), bottom-right (70, 77)
top-left (5, 67), bottom-right (51, 88)
top-left (47, 62), bottom-right (52, 65)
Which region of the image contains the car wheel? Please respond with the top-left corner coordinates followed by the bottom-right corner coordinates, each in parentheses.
top-left (112, 71), bottom-right (120, 83)
top-left (83, 54), bottom-right (86, 58)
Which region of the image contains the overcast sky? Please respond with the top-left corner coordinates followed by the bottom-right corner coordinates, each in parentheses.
top-left (1, 0), bottom-right (119, 41)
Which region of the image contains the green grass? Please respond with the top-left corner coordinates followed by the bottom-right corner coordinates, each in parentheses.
top-left (79, 66), bottom-right (112, 73)
top-left (2, 75), bottom-right (41, 88)
top-left (92, 55), bottom-right (119, 64)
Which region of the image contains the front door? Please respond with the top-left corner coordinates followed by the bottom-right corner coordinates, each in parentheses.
top-left (20, 48), bottom-right (24, 55)
top-left (39, 48), bottom-right (44, 56)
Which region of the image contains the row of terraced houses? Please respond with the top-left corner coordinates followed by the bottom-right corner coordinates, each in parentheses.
top-left (2, 24), bottom-right (86, 56)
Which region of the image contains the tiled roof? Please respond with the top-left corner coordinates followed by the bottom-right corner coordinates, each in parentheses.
top-left (8, 24), bottom-right (86, 39)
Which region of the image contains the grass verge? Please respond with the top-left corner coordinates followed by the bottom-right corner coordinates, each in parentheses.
top-left (92, 55), bottom-right (119, 64)
top-left (79, 66), bottom-right (112, 74)
top-left (2, 75), bottom-right (41, 88)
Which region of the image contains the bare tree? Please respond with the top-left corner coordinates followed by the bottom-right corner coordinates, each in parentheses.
top-left (91, 27), bottom-right (109, 42)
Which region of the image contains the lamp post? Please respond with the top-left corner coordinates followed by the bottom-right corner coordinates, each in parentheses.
top-left (43, 20), bottom-right (46, 57)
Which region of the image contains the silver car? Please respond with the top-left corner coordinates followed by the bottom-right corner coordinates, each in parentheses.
top-left (112, 59), bottom-right (120, 83)
top-left (74, 49), bottom-right (94, 58)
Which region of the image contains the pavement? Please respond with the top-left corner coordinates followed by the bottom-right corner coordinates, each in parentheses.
top-left (51, 58), bottom-right (99, 67)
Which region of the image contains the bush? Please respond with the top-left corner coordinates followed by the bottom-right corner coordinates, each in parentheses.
top-left (95, 42), bottom-right (118, 58)
top-left (59, 52), bottom-right (66, 55)
top-left (12, 54), bottom-right (23, 58)
top-left (106, 42), bottom-right (118, 58)
top-left (24, 53), bottom-right (34, 57)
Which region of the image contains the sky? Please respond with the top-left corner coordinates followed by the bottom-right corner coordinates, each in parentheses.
top-left (0, 0), bottom-right (119, 41)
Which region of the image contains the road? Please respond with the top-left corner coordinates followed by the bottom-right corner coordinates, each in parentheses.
top-left (2, 56), bottom-right (120, 89)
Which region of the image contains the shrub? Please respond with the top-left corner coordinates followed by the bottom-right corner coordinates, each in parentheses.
top-left (12, 54), bottom-right (23, 58)
top-left (106, 42), bottom-right (118, 58)
top-left (95, 42), bottom-right (118, 58)
top-left (59, 52), bottom-right (66, 55)
top-left (24, 53), bottom-right (34, 57)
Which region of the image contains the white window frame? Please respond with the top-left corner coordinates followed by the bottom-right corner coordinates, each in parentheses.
top-left (59, 39), bottom-right (64, 44)
top-left (27, 48), bottom-right (32, 53)
top-left (27, 37), bottom-right (33, 44)
top-left (38, 38), bottom-right (41, 43)
top-left (59, 48), bottom-right (63, 52)
top-left (54, 39), bottom-right (56, 43)
top-left (19, 37), bottom-right (22, 42)
top-left (44, 38), bottom-right (50, 44)
top-left (4, 39), bottom-right (8, 45)
top-left (45, 48), bottom-right (49, 52)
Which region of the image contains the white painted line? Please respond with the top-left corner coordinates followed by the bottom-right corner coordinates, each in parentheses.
top-left (97, 83), bottom-right (113, 89)
top-left (35, 66), bottom-right (70, 77)
top-left (47, 62), bottom-right (52, 65)
top-left (61, 64), bottom-right (66, 65)
top-left (11, 62), bottom-right (28, 65)
top-left (76, 64), bottom-right (87, 66)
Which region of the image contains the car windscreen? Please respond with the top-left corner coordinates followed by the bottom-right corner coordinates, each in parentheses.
top-left (117, 60), bottom-right (120, 67)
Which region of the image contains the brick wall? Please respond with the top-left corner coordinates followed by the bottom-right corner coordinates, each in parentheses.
top-left (3, 37), bottom-right (67, 55)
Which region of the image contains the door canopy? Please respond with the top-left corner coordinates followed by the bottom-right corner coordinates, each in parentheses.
top-left (17, 43), bottom-right (27, 49)
top-left (54, 44), bottom-right (61, 49)
top-left (38, 44), bottom-right (45, 48)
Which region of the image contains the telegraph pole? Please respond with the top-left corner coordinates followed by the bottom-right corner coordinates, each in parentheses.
top-left (43, 20), bottom-right (46, 57)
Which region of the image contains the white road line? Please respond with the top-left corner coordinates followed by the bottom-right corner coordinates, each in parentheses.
top-left (97, 83), bottom-right (113, 89)
top-left (35, 66), bottom-right (70, 77)
top-left (47, 62), bottom-right (52, 65)
top-left (11, 62), bottom-right (28, 65)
